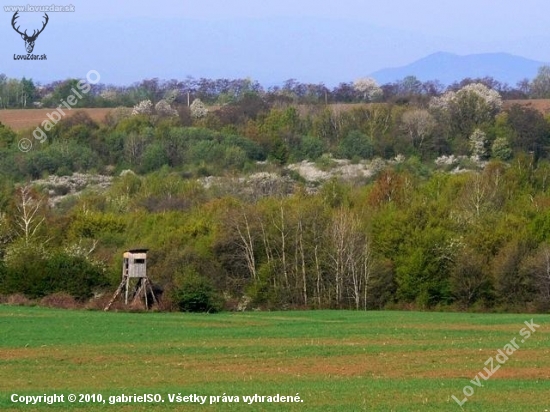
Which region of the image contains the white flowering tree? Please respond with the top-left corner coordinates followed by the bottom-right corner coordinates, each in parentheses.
top-left (132, 99), bottom-right (153, 116)
top-left (190, 98), bottom-right (208, 119)
top-left (469, 129), bottom-right (488, 162)
top-left (353, 77), bottom-right (383, 102)
top-left (430, 83), bottom-right (502, 139)
top-left (460, 83), bottom-right (502, 112)
top-left (131, 99), bottom-right (178, 120)
top-left (401, 109), bottom-right (436, 149)
top-left (430, 83), bottom-right (502, 115)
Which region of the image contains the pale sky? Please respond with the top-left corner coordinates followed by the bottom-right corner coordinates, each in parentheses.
top-left (72, 0), bottom-right (549, 40)
top-left (2, 0), bottom-right (549, 85)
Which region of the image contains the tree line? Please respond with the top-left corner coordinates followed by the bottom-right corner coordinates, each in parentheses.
top-left (3, 65), bottom-right (550, 109)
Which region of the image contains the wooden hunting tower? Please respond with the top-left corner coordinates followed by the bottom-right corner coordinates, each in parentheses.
top-left (104, 248), bottom-right (158, 311)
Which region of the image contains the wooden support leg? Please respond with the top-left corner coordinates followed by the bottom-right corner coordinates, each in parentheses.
top-left (104, 276), bottom-right (128, 311)
top-left (105, 275), bottom-right (158, 311)
top-left (147, 279), bottom-right (159, 307)
top-left (132, 279), bottom-right (146, 306)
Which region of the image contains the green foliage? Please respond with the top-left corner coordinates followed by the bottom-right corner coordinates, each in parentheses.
top-left (152, 127), bottom-right (265, 172)
top-left (294, 135), bottom-right (326, 161)
top-left (0, 123), bottom-right (17, 148)
top-left (115, 115), bottom-right (153, 135)
top-left (492, 240), bottom-right (534, 308)
top-left (336, 130), bottom-right (373, 159)
top-left (491, 137), bottom-right (512, 160)
top-left (43, 252), bottom-right (108, 300)
top-left (69, 212), bottom-right (126, 239)
top-left (20, 141), bottom-right (100, 179)
top-left (246, 261), bottom-right (283, 308)
top-left (507, 104), bottom-right (550, 160)
top-left (450, 247), bottom-right (491, 308)
top-left (224, 134), bottom-right (265, 161)
top-left (394, 227), bottom-right (452, 307)
top-left (259, 107), bottom-right (301, 138)
top-left (268, 138), bottom-right (289, 165)
top-left (171, 270), bottom-right (223, 313)
top-left (42, 80), bottom-right (87, 108)
top-left (140, 142), bottom-right (169, 173)
top-left (319, 178), bottom-right (350, 208)
top-left (1, 245), bottom-right (107, 300)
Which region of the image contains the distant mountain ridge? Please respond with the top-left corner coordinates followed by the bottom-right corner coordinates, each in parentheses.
top-left (370, 52), bottom-right (547, 86)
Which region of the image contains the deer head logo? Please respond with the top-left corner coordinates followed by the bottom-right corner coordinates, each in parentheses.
top-left (11, 12), bottom-right (49, 54)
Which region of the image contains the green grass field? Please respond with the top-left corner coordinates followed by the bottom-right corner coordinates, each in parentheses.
top-left (0, 306), bottom-right (549, 411)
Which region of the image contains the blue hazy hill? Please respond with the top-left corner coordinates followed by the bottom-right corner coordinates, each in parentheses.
top-left (370, 52), bottom-right (547, 86)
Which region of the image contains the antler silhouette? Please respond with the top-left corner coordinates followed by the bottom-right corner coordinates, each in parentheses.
top-left (31, 13), bottom-right (49, 40)
top-left (11, 11), bottom-right (26, 37)
top-left (11, 12), bottom-right (49, 53)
